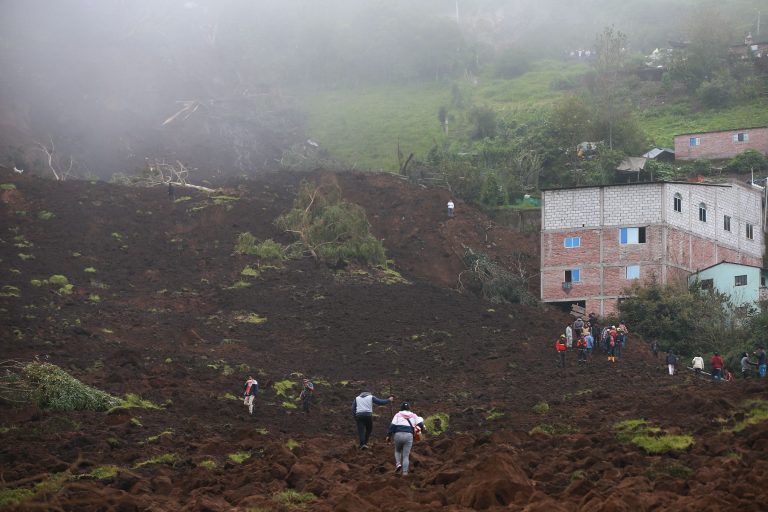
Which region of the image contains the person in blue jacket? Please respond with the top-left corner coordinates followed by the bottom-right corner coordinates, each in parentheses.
top-left (352, 391), bottom-right (394, 449)
top-left (386, 402), bottom-right (426, 476)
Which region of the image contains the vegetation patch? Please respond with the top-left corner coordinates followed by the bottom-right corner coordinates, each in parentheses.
top-left (207, 360), bottom-right (235, 376)
top-left (286, 438), bottom-right (300, 451)
top-left (614, 419), bottom-right (694, 454)
top-left (0, 285), bottom-right (20, 298)
top-left (529, 423), bottom-right (578, 436)
top-left (644, 462), bottom-right (694, 481)
top-left (81, 465), bottom-right (120, 480)
top-left (235, 312), bottom-right (267, 324)
top-left (146, 429), bottom-right (174, 443)
top-left (273, 489), bottom-right (316, 508)
top-left (225, 280), bottom-right (251, 290)
top-left (37, 211), bottom-right (55, 220)
top-left (107, 393), bottom-right (163, 414)
top-left (0, 183), bottom-right (16, 190)
top-left (88, 294), bottom-right (101, 303)
top-left (532, 401), bottom-right (550, 415)
top-left (197, 459), bottom-right (217, 470)
top-left (17, 253), bottom-right (34, 260)
top-left (228, 451), bottom-right (251, 464)
top-left (133, 453), bottom-right (179, 469)
top-left (84, 267), bottom-right (97, 273)
top-left (424, 412), bottom-right (449, 436)
top-left (234, 233), bottom-right (285, 260)
top-left (0, 361), bottom-right (121, 412)
top-left (241, 265), bottom-right (260, 277)
top-left (0, 471), bottom-right (70, 508)
top-left (273, 379), bottom-right (296, 397)
top-left (724, 399), bottom-right (768, 433)
top-left (485, 408), bottom-right (504, 421)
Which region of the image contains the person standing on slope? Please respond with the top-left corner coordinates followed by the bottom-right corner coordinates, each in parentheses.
top-left (243, 375), bottom-right (259, 415)
top-left (555, 335), bottom-right (567, 369)
top-left (692, 354), bottom-right (704, 375)
top-left (299, 378), bottom-right (315, 414)
top-left (387, 402), bottom-right (427, 476)
top-left (447, 199), bottom-right (455, 218)
top-left (710, 352), bottom-right (724, 380)
top-left (353, 391), bottom-right (394, 449)
top-left (666, 351), bottom-right (677, 375)
top-left (754, 346), bottom-right (767, 378)
top-left (565, 323), bottom-right (573, 349)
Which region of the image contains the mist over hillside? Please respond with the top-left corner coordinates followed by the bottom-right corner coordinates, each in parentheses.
top-left (0, 0), bottom-right (763, 177)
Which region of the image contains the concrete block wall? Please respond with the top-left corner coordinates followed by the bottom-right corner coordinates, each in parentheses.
top-left (674, 127), bottom-right (768, 161)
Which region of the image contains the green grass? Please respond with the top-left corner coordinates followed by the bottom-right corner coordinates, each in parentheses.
top-left (0, 183), bottom-right (16, 190)
top-left (228, 451), bottom-right (251, 464)
top-left (146, 429), bottom-right (174, 443)
top-left (81, 465), bottom-right (120, 480)
top-left (241, 265), bottom-right (260, 277)
top-left (614, 419), bottom-right (694, 454)
top-left (133, 453), bottom-right (179, 468)
top-left (225, 280), bottom-right (252, 290)
top-left (532, 401), bottom-right (550, 415)
top-left (638, 98), bottom-right (768, 148)
top-left (485, 408), bottom-right (504, 421)
top-left (37, 211), bottom-right (54, 220)
top-left (197, 459), bottom-right (217, 470)
top-left (529, 423), bottom-right (577, 436)
top-left (273, 489), bottom-right (316, 507)
top-left (725, 399), bottom-right (768, 433)
top-left (235, 312), bottom-right (267, 324)
top-left (285, 439), bottom-right (300, 451)
top-left (0, 472), bottom-right (70, 507)
top-left (273, 379), bottom-right (296, 397)
top-left (424, 412), bottom-right (449, 435)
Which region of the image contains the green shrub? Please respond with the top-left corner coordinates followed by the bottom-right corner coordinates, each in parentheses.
top-left (228, 451), bottom-right (251, 464)
top-left (235, 233), bottom-right (285, 260)
top-left (275, 181), bottom-right (386, 266)
top-left (286, 439), bottom-right (300, 450)
top-left (532, 401), bottom-right (550, 415)
top-left (37, 211), bottom-right (54, 220)
top-left (241, 265), bottom-right (260, 277)
top-left (724, 149), bottom-right (768, 174)
top-left (197, 459), bottom-right (217, 470)
top-left (2, 362), bottom-right (122, 412)
top-left (424, 412), bottom-right (449, 435)
top-left (48, 275), bottom-right (69, 286)
top-left (273, 380), bottom-right (296, 397)
top-left (84, 267), bottom-right (97, 273)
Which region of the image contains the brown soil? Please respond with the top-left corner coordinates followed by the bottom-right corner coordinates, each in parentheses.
top-left (1, 169), bottom-right (767, 511)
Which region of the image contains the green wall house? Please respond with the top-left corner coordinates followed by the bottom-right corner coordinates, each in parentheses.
top-left (689, 262), bottom-right (768, 306)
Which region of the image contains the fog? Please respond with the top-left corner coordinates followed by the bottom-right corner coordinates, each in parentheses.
top-left (0, 0), bottom-right (757, 178)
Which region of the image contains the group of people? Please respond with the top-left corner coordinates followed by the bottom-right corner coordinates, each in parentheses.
top-left (242, 377), bottom-right (426, 476)
top-left (556, 313), bottom-right (629, 368)
top-left (664, 347), bottom-right (766, 381)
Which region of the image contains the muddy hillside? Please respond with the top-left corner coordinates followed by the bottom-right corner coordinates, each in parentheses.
top-left (1, 168), bottom-right (766, 511)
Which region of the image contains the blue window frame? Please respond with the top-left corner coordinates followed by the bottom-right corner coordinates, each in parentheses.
top-left (564, 269), bottom-right (581, 283)
top-left (564, 236), bottom-right (581, 248)
top-left (620, 227), bottom-right (646, 244)
top-left (689, 137), bottom-right (701, 146)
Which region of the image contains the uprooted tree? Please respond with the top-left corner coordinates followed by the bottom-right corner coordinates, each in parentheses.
top-left (275, 180), bottom-right (387, 266)
top-left (459, 247), bottom-right (537, 305)
top-left (111, 159), bottom-right (215, 192)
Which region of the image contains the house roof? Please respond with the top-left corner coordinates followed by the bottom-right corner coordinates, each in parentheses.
top-left (690, 261), bottom-right (767, 274)
top-left (674, 126), bottom-right (768, 137)
top-left (616, 156), bottom-right (647, 172)
top-left (642, 148), bottom-right (674, 159)
top-left (541, 180), bottom-right (731, 192)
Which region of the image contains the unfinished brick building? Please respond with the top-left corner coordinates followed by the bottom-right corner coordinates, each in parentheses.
top-left (540, 181), bottom-right (765, 316)
top-left (674, 126), bottom-right (768, 161)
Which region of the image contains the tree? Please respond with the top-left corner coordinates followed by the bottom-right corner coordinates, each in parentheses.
top-left (275, 180), bottom-right (386, 266)
top-left (591, 26), bottom-right (629, 151)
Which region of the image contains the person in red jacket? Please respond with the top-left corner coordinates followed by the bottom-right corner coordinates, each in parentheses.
top-left (555, 335), bottom-right (567, 368)
top-left (710, 352), bottom-right (724, 380)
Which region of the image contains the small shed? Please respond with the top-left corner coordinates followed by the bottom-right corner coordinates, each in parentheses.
top-left (642, 148), bottom-right (675, 162)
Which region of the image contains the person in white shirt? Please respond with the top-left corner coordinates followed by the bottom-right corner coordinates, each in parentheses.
top-left (386, 402), bottom-right (426, 476)
top-left (692, 355), bottom-right (704, 375)
top-left (447, 199), bottom-right (455, 218)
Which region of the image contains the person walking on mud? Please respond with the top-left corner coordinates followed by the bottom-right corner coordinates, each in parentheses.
top-left (387, 402), bottom-right (426, 476)
top-left (299, 378), bottom-right (315, 414)
top-left (555, 335), bottom-right (567, 369)
top-left (666, 351), bottom-right (677, 376)
top-left (447, 199), bottom-right (455, 218)
top-left (353, 391), bottom-right (394, 449)
top-left (576, 334), bottom-right (588, 366)
top-left (243, 375), bottom-right (259, 415)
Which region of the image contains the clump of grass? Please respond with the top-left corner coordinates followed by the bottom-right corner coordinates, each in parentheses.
top-left (0, 183), bottom-right (16, 190)
top-left (174, 196), bottom-right (192, 203)
top-left (225, 280), bottom-right (251, 290)
top-left (286, 439), bottom-right (300, 451)
top-left (30, 279), bottom-right (46, 286)
top-left (273, 490), bottom-right (316, 507)
top-left (111, 232), bottom-right (123, 240)
top-left (17, 253), bottom-right (34, 260)
top-left (726, 399), bottom-right (768, 433)
top-left (235, 233), bottom-right (285, 260)
top-left (88, 294), bottom-right (101, 303)
top-left (255, 427), bottom-right (269, 435)
top-left (133, 453), bottom-right (179, 469)
top-left (235, 312), bottom-right (267, 324)
top-left (377, 266), bottom-right (410, 285)
top-left (37, 211), bottom-right (54, 220)
top-left (282, 400), bottom-right (298, 409)
top-left (197, 459), bottom-right (217, 470)
top-left (146, 429), bottom-right (174, 443)
top-left (223, 392), bottom-right (240, 401)
top-left (532, 401), bottom-right (550, 415)
top-left (424, 412), bottom-right (449, 436)
top-left (106, 393), bottom-right (162, 414)
top-left (273, 379), bottom-right (296, 397)
top-left (84, 267), bottom-right (97, 273)
top-left (228, 451), bottom-right (251, 464)
top-left (485, 408), bottom-right (504, 421)
top-left (0, 285), bottom-right (20, 298)
top-left (644, 462), bottom-right (693, 480)
top-left (614, 419), bottom-right (694, 454)
top-left (48, 275), bottom-right (69, 286)
top-left (81, 465), bottom-right (120, 480)
top-left (0, 472), bottom-right (70, 507)
top-left (528, 423), bottom-right (577, 436)
top-left (241, 265), bottom-right (260, 277)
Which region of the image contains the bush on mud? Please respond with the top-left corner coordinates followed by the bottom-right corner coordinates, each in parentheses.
top-left (424, 413), bottom-right (450, 435)
top-left (234, 233), bottom-right (285, 260)
top-left (0, 361), bottom-right (121, 412)
top-left (275, 180), bottom-right (386, 266)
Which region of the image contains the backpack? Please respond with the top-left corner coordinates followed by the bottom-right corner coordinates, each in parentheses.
top-left (405, 417), bottom-right (422, 442)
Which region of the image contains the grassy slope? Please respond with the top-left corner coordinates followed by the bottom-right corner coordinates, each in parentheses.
top-left (296, 60), bottom-right (768, 170)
